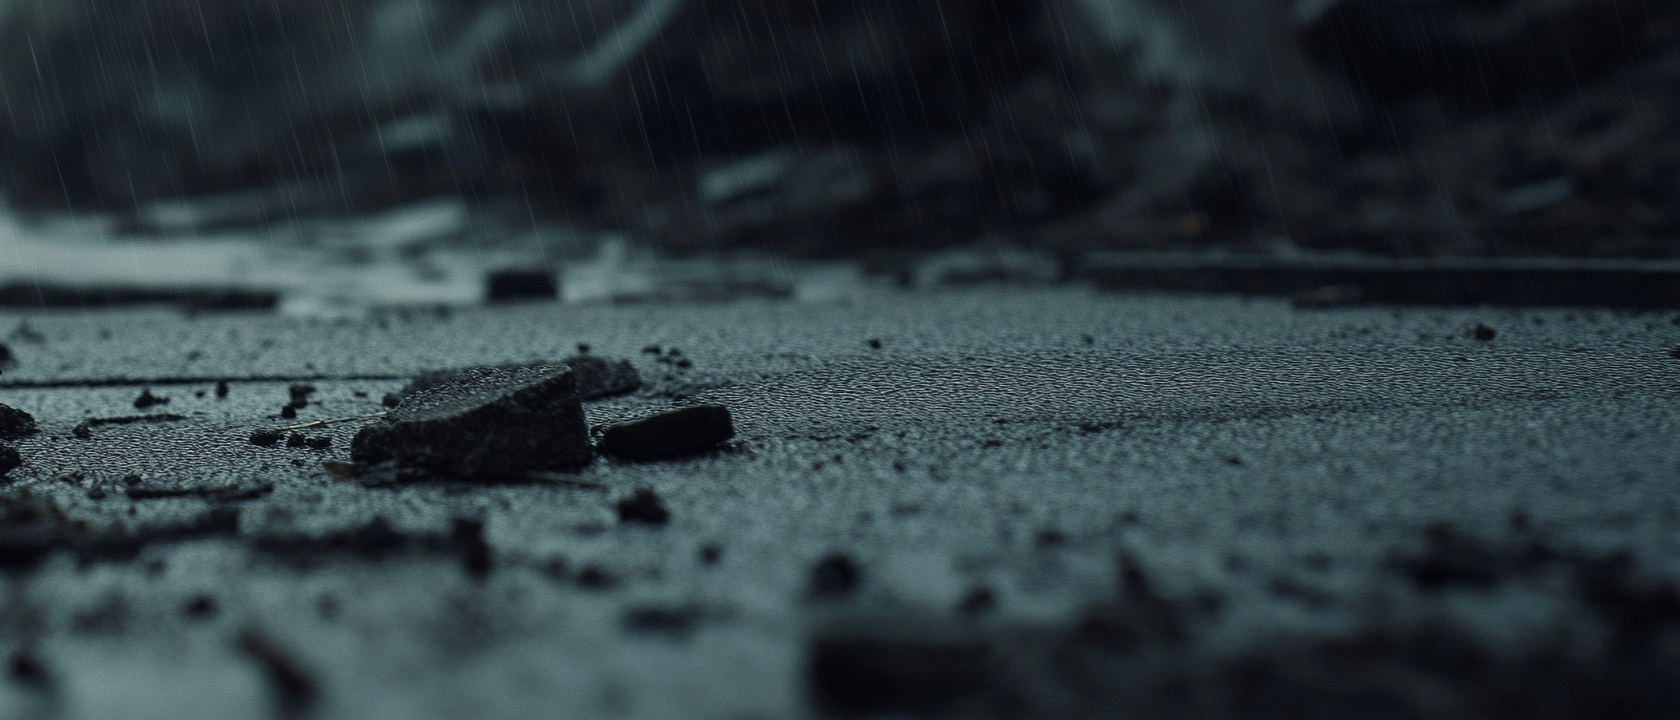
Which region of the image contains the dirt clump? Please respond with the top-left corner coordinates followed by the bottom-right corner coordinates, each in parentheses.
top-left (351, 365), bottom-right (591, 477)
top-left (616, 489), bottom-right (670, 526)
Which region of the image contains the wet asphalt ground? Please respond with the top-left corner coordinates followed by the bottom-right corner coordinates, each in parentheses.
top-left (0, 285), bottom-right (1678, 719)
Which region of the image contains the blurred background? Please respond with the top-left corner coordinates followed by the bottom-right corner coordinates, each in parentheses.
top-left (1, 0), bottom-right (1677, 309)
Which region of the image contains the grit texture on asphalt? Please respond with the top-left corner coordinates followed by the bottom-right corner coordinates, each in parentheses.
top-left (0, 287), bottom-right (1677, 719)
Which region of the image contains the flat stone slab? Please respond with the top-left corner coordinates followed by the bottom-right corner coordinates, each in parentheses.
top-left (351, 364), bottom-right (591, 476)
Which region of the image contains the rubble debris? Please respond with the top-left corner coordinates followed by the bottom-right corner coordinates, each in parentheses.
top-left (399, 356), bottom-right (639, 402)
top-left (287, 384), bottom-right (316, 409)
top-left (597, 405), bottom-right (735, 461)
top-left (286, 433), bottom-right (307, 448)
top-left (867, 338), bottom-right (882, 349)
top-left (1472, 323), bottom-right (1497, 341)
top-left (0, 445), bottom-right (18, 477)
top-left (351, 365), bottom-right (592, 477)
top-left (249, 430), bottom-right (284, 447)
top-left (811, 554), bottom-right (862, 599)
top-left (71, 423), bottom-right (92, 439)
top-left (304, 436), bottom-right (331, 450)
top-left (486, 269), bottom-right (559, 302)
top-left (82, 413), bottom-right (187, 427)
top-left (132, 388), bottom-right (169, 409)
top-left (0, 404), bottom-right (37, 440)
top-left (616, 489), bottom-right (670, 526)
top-left (278, 405), bottom-right (297, 420)
top-left (381, 393), bottom-right (401, 408)
top-left (215, 380), bottom-right (230, 398)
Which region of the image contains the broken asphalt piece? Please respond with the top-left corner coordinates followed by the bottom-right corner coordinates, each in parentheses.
top-left (0, 445), bottom-right (18, 477)
top-left (350, 364), bottom-right (591, 477)
top-left (0, 403), bottom-right (37, 438)
top-left (485, 269), bottom-right (559, 302)
top-left (132, 389), bottom-right (169, 409)
top-left (616, 489), bottom-right (670, 526)
top-left (1083, 251), bottom-right (1680, 309)
top-left (249, 430), bottom-right (284, 447)
top-left (399, 355), bottom-right (640, 402)
top-left (597, 405), bottom-right (735, 461)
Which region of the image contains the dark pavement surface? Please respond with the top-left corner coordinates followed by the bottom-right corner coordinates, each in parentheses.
top-left (0, 286), bottom-right (1677, 719)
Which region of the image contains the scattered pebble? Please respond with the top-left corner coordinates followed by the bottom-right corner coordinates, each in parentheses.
top-left (597, 405), bottom-right (735, 461)
top-left (304, 436), bottom-right (332, 450)
top-left (1472, 323), bottom-right (1497, 341)
top-left (279, 405), bottom-right (297, 419)
top-left (132, 388), bottom-right (169, 409)
top-left (249, 430), bottom-right (284, 447)
top-left (71, 423), bottom-right (92, 439)
top-left (616, 489), bottom-right (671, 526)
top-left (867, 338), bottom-right (882, 349)
top-left (382, 393), bottom-right (401, 408)
top-left (811, 553), bottom-right (862, 599)
top-left (0, 403), bottom-right (38, 438)
top-left (183, 596), bottom-right (217, 619)
top-left (286, 433), bottom-right (308, 448)
top-left (351, 365), bottom-right (592, 477)
top-left (215, 380), bottom-right (230, 398)
top-left (288, 383), bottom-right (316, 408)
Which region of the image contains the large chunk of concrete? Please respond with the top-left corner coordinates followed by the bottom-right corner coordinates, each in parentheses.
top-left (351, 365), bottom-right (591, 476)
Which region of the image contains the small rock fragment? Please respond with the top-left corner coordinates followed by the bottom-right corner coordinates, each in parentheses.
top-left (616, 489), bottom-right (670, 526)
top-left (597, 405), bottom-right (734, 461)
top-left (382, 393), bottom-right (402, 408)
top-left (811, 553), bottom-right (862, 599)
top-left (287, 383), bottom-right (315, 408)
top-left (0, 445), bottom-right (19, 477)
top-left (71, 423), bottom-right (92, 439)
top-left (304, 436), bottom-right (332, 450)
top-left (215, 380), bottom-right (230, 398)
top-left (249, 429), bottom-right (284, 447)
top-left (0, 403), bottom-right (38, 439)
top-left (867, 338), bottom-right (882, 349)
top-left (133, 389), bottom-right (169, 409)
top-left (1472, 323), bottom-right (1497, 341)
top-left (351, 365), bottom-right (592, 477)
top-left (279, 405), bottom-right (297, 419)
top-left (286, 433), bottom-right (307, 448)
